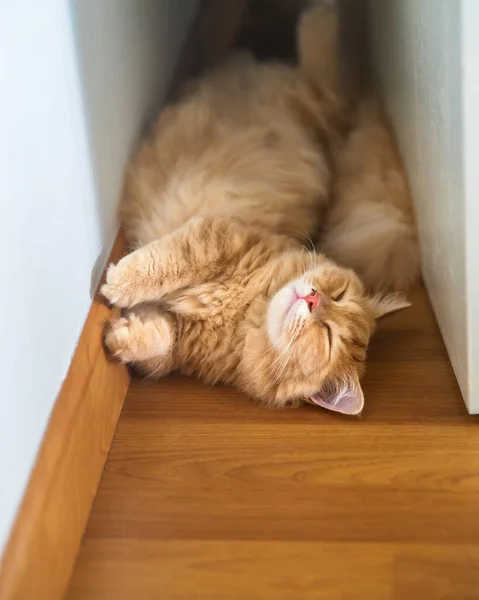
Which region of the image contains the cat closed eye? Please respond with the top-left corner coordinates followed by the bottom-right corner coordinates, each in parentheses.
top-left (332, 288), bottom-right (346, 302)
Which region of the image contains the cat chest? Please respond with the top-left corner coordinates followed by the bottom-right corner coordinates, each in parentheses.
top-left (176, 314), bottom-right (244, 383)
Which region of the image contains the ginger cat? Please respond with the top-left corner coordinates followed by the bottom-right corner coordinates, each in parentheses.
top-left (121, 2), bottom-right (419, 292)
top-left (101, 2), bottom-right (415, 414)
top-left (102, 216), bottom-right (408, 415)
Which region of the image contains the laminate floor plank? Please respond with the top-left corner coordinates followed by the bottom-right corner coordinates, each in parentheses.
top-left (67, 287), bottom-right (479, 599)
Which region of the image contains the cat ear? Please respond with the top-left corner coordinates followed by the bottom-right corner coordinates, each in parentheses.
top-left (307, 374), bottom-right (364, 416)
top-left (367, 293), bottom-right (411, 319)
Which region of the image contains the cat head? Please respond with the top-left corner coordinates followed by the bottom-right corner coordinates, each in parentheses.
top-left (266, 258), bottom-right (410, 415)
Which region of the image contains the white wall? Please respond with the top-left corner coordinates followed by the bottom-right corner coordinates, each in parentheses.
top-left (0, 0), bottom-right (198, 557)
top-left (72, 0), bottom-right (200, 286)
top-left (368, 0), bottom-right (479, 413)
top-left (462, 0), bottom-right (479, 414)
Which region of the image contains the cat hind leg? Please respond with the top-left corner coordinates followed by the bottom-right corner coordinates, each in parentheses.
top-left (104, 306), bottom-right (176, 377)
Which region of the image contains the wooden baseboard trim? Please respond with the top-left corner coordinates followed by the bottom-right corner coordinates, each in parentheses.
top-left (0, 232), bottom-right (130, 600)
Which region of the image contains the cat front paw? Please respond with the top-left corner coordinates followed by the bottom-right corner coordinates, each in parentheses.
top-left (101, 253), bottom-right (147, 308)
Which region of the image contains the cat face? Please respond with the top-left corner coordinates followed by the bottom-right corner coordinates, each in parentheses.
top-left (267, 259), bottom-right (409, 415)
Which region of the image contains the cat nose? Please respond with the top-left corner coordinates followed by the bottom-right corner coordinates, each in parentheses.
top-left (304, 291), bottom-right (320, 312)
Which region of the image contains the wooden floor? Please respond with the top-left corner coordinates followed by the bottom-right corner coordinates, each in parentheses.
top-left (67, 287), bottom-right (479, 600)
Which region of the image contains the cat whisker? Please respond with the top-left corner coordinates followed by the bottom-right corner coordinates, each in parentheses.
top-left (268, 327), bottom-right (301, 391)
top-left (264, 322), bottom-right (301, 391)
top-left (302, 246), bottom-right (317, 276)
top-left (267, 338), bottom-right (294, 370)
top-left (274, 330), bottom-right (299, 383)
top-left (292, 223), bottom-right (316, 254)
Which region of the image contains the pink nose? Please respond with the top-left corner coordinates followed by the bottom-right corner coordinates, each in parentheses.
top-left (302, 291), bottom-right (320, 312)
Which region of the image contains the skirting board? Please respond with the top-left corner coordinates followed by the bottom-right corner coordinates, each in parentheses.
top-left (0, 231), bottom-right (130, 600)
top-left (0, 1), bottom-right (248, 599)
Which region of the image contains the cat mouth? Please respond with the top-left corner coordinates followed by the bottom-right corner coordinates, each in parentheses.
top-left (267, 282), bottom-right (313, 348)
top-left (283, 285), bottom-right (315, 324)
top-left (282, 296), bottom-right (307, 329)
top-left (285, 296), bottom-right (301, 317)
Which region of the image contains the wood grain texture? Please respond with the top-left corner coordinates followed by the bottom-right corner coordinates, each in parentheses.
top-left (67, 286), bottom-right (479, 599)
top-left (0, 232), bottom-right (130, 600)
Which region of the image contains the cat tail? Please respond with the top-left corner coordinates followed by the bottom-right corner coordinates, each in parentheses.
top-left (320, 97), bottom-right (421, 293)
top-left (298, 3), bottom-right (420, 292)
top-left (321, 201), bottom-right (420, 292)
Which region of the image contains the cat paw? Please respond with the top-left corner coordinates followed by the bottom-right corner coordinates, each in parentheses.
top-left (101, 253), bottom-right (146, 308)
top-left (104, 314), bottom-right (172, 362)
top-left (104, 317), bottom-right (134, 361)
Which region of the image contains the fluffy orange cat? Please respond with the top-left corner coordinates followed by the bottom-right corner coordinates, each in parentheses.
top-left (102, 216), bottom-right (408, 415)
top-left (102, 2), bottom-right (416, 415)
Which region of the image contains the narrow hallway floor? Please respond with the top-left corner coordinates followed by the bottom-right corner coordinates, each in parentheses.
top-left (67, 286), bottom-right (479, 600)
